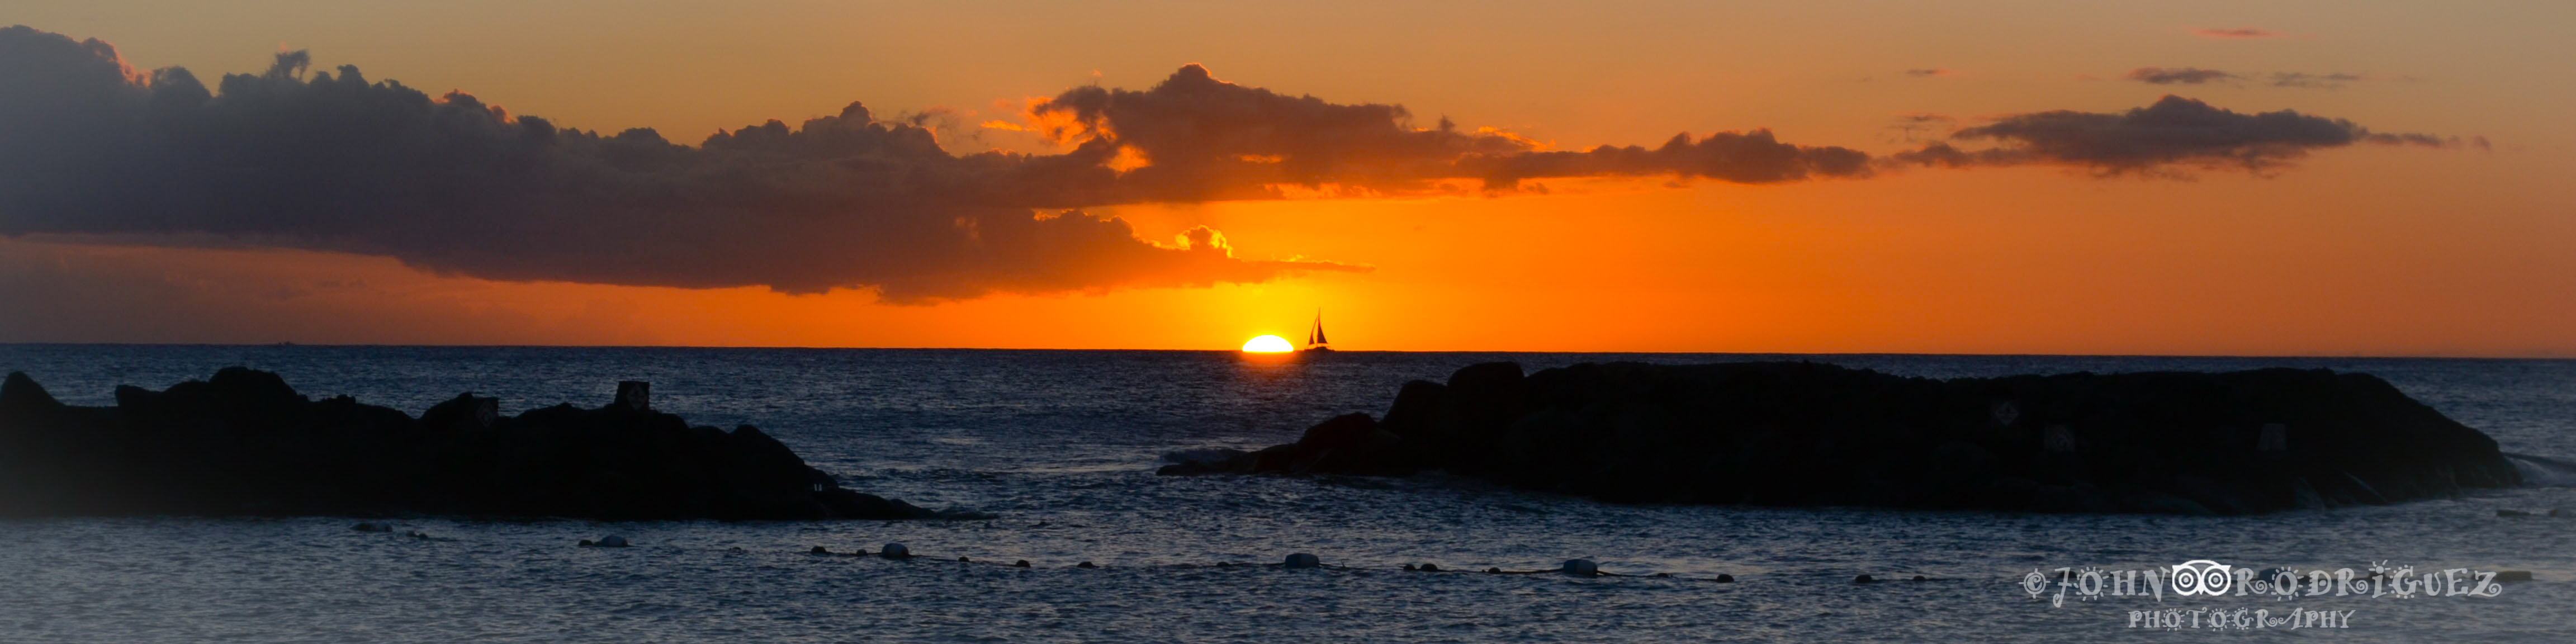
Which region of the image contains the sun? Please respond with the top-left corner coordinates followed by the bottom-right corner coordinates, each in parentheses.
top-left (1240, 335), bottom-right (1294, 352)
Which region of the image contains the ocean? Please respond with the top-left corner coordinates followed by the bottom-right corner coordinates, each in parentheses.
top-left (1, 345), bottom-right (2570, 642)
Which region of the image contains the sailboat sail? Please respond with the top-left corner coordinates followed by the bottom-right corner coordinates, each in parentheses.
top-left (1311, 314), bottom-right (1328, 346)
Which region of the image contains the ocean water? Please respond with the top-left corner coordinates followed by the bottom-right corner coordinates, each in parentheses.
top-left (1, 345), bottom-right (2572, 642)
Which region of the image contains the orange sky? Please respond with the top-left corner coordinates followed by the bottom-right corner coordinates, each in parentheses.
top-left (3, 1), bottom-right (2572, 355)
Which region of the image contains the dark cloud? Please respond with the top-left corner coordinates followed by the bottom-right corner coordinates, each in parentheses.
top-left (0, 27), bottom-right (1364, 302)
top-left (0, 27), bottom-right (2470, 301)
top-left (2195, 27), bottom-right (2280, 39)
top-left (1024, 64), bottom-right (1873, 195)
top-left (2269, 72), bottom-right (2365, 89)
top-left (2124, 67), bottom-right (2241, 85)
top-left (1890, 95), bottom-right (2460, 174)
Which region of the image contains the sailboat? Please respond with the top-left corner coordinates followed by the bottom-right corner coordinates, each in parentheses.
top-left (1304, 310), bottom-right (1334, 352)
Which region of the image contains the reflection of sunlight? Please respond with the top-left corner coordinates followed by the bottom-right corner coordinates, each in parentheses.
top-left (1240, 335), bottom-right (1294, 352)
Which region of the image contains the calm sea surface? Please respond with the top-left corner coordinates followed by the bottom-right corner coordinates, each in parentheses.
top-left (1, 346), bottom-right (2572, 642)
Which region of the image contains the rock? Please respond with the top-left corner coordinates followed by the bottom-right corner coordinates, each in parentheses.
top-left (1014, 560), bottom-right (1031, 567)
top-left (351, 522), bottom-right (392, 532)
top-left (1561, 559), bottom-right (1598, 576)
top-left (1485, 567), bottom-right (1502, 574)
top-left (1854, 575), bottom-right (1875, 584)
top-left (0, 368), bottom-right (954, 521)
top-left (1284, 552), bottom-right (1321, 569)
top-left (614, 381), bottom-right (650, 411)
top-left (1076, 561), bottom-right (1097, 569)
top-left (595, 535), bottom-right (629, 547)
top-left (1912, 575), bottom-right (1928, 581)
top-left (1418, 563), bottom-right (1439, 572)
top-left (957, 556), bottom-right (970, 562)
top-left (811, 546), bottom-right (831, 554)
top-left (1156, 361), bottom-right (2521, 514)
top-left (1401, 564), bottom-right (1417, 571)
top-left (880, 543), bottom-right (910, 560)
top-left (1716, 574), bottom-right (1735, 583)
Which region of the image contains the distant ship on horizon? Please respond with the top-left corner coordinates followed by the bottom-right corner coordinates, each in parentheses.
top-left (1304, 310), bottom-right (1333, 352)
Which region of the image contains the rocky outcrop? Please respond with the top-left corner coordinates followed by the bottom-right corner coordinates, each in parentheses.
top-left (1160, 361), bottom-right (2523, 514)
top-left (0, 367), bottom-right (960, 520)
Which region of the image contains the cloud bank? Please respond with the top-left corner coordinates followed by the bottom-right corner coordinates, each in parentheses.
top-left (0, 27), bottom-right (1363, 302)
top-left (0, 26), bottom-right (2463, 300)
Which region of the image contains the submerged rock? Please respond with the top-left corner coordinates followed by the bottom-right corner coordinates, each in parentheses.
top-left (0, 368), bottom-right (955, 521)
top-left (1160, 361), bottom-right (2522, 515)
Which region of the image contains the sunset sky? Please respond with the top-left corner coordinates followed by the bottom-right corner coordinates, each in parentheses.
top-left (3, 1), bottom-right (2571, 355)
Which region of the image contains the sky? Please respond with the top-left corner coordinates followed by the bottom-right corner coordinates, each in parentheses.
top-left (2, 1), bottom-right (2572, 355)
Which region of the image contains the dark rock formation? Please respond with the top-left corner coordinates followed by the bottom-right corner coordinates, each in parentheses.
top-left (0, 367), bottom-right (959, 520)
top-left (1159, 361), bottom-right (2523, 514)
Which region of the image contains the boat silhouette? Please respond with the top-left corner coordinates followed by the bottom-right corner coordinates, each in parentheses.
top-left (1304, 310), bottom-right (1333, 352)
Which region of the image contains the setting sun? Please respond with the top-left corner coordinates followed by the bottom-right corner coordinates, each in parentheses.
top-left (1240, 335), bottom-right (1294, 352)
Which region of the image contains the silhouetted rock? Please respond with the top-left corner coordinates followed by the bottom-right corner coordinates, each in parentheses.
top-left (1561, 559), bottom-right (1598, 576)
top-left (0, 368), bottom-right (963, 521)
top-left (1159, 361), bottom-right (2522, 515)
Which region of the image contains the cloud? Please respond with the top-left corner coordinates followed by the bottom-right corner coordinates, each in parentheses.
top-left (0, 26), bottom-right (2469, 302)
top-left (2194, 27), bottom-right (2280, 39)
top-left (2122, 67), bottom-right (2377, 89)
top-left (2267, 72), bottom-right (2365, 89)
top-left (1022, 64), bottom-right (1874, 196)
top-left (1889, 95), bottom-right (2461, 175)
top-left (2124, 67), bottom-right (2241, 85)
top-left (0, 27), bottom-right (1363, 302)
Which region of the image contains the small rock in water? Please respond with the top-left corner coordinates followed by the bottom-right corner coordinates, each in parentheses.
top-left (958, 556), bottom-right (971, 562)
top-left (1486, 567), bottom-right (1502, 574)
top-left (1854, 574), bottom-right (1876, 584)
top-left (1076, 561), bottom-right (1098, 569)
top-left (1014, 560), bottom-right (1031, 568)
top-left (880, 543), bottom-right (911, 560)
top-left (1912, 575), bottom-right (1928, 581)
top-left (810, 546), bottom-right (831, 555)
top-left (1652, 572), bottom-right (1671, 578)
top-left (1284, 553), bottom-right (1321, 569)
top-left (1561, 559), bottom-right (1599, 576)
top-left (1716, 574), bottom-right (1736, 583)
top-left (595, 535), bottom-right (630, 548)
top-left (1402, 564), bottom-right (1417, 571)
top-left (578, 539), bottom-right (594, 547)
top-left (1418, 563), bottom-right (1439, 572)
top-left (351, 522), bottom-right (392, 532)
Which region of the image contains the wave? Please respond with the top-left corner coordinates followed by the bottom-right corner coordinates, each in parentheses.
top-left (2505, 452), bottom-right (2576, 487)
